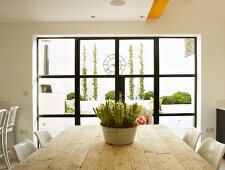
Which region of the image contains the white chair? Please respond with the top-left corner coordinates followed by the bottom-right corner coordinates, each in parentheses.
top-left (12, 139), bottom-right (37, 163)
top-left (0, 109), bottom-right (9, 168)
top-left (183, 127), bottom-right (201, 150)
top-left (5, 106), bottom-right (19, 167)
top-left (34, 130), bottom-right (53, 147)
top-left (197, 138), bottom-right (225, 170)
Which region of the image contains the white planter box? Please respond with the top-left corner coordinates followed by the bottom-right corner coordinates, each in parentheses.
top-left (39, 93), bottom-right (66, 114)
top-left (161, 104), bottom-right (194, 113)
top-left (160, 116), bottom-right (194, 128)
top-left (80, 100), bottom-right (106, 112)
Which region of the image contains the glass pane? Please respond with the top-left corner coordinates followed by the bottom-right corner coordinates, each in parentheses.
top-left (81, 117), bottom-right (100, 125)
top-left (159, 38), bottom-right (195, 74)
top-left (39, 78), bottom-right (75, 115)
top-left (39, 118), bottom-right (74, 137)
top-left (80, 40), bottom-right (115, 75)
top-left (80, 78), bottom-right (115, 115)
top-left (120, 40), bottom-right (154, 75)
top-left (125, 77), bottom-right (154, 104)
top-left (160, 78), bottom-right (194, 113)
top-left (159, 116), bottom-right (194, 128)
top-left (125, 78), bottom-right (154, 124)
top-left (38, 39), bottom-right (75, 75)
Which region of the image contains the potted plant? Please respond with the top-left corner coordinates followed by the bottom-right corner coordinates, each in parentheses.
top-left (93, 101), bottom-right (142, 145)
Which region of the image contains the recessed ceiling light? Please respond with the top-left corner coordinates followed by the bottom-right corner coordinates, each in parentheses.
top-left (110, 0), bottom-right (126, 6)
top-left (91, 16), bottom-right (96, 19)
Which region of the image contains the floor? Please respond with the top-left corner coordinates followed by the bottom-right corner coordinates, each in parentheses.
top-left (221, 160), bottom-right (225, 170)
top-left (0, 129), bottom-right (225, 170)
top-left (0, 159), bottom-right (17, 170)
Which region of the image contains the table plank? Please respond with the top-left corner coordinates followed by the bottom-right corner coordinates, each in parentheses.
top-left (13, 133), bottom-right (76, 170)
top-left (137, 125), bottom-right (171, 154)
top-left (13, 126), bottom-right (100, 170)
top-left (176, 153), bottom-right (215, 170)
top-left (146, 153), bottom-right (185, 170)
top-left (137, 125), bottom-right (215, 170)
top-left (48, 126), bottom-right (100, 169)
top-left (82, 132), bottom-right (150, 170)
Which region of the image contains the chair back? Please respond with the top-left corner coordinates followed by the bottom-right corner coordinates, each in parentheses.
top-left (34, 130), bottom-right (53, 147)
top-left (12, 139), bottom-right (37, 163)
top-left (0, 109), bottom-right (7, 130)
top-left (183, 127), bottom-right (201, 150)
top-left (197, 138), bottom-right (225, 170)
top-left (6, 106), bottom-right (19, 129)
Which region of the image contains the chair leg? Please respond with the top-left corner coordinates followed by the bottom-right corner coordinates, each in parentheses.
top-left (4, 131), bottom-right (10, 168)
top-left (1, 132), bottom-right (9, 169)
top-left (13, 129), bottom-right (16, 145)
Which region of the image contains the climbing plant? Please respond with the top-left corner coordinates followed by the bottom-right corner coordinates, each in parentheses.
top-left (128, 45), bottom-right (134, 100)
top-left (92, 44), bottom-right (98, 100)
top-left (138, 43), bottom-right (144, 99)
top-left (81, 45), bottom-right (88, 100)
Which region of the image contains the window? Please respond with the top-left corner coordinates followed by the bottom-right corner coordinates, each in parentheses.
top-left (37, 37), bottom-right (197, 134)
top-left (158, 38), bottom-right (197, 127)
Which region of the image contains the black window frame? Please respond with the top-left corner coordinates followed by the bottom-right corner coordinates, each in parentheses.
top-left (36, 36), bottom-right (197, 129)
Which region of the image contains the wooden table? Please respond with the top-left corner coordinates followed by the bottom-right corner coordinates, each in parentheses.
top-left (13, 125), bottom-right (215, 170)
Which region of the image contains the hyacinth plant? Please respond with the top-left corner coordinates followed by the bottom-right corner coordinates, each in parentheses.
top-left (93, 101), bottom-right (142, 128)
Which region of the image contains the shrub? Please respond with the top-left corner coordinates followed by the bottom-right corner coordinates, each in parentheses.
top-left (161, 92), bottom-right (192, 104)
top-left (65, 100), bottom-right (74, 113)
top-left (138, 44), bottom-right (144, 99)
top-left (172, 91), bottom-right (192, 104)
top-left (143, 91), bottom-right (154, 100)
top-left (66, 92), bottom-right (88, 101)
top-left (128, 45), bottom-right (134, 100)
top-left (67, 92), bottom-right (75, 100)
top-left (92, 44), bottom-right (98, 100)
top-left (105, 90), bottom-right (115, 100)
top-left (81, 45), bottom-right (88, 100)
top-left (161, 96), bottom-right (174, 104)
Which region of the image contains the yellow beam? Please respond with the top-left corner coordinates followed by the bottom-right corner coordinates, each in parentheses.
top-left (147, 0), bottom-right (169, 19)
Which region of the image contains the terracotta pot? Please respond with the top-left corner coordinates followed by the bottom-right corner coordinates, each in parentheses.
top-left (101, 125), bottom-right (137, 145)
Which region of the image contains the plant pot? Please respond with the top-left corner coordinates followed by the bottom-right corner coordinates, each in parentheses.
top-left (101, 125), bottom-right (137, 145)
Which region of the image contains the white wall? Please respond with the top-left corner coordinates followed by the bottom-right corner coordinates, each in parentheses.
top-left (0, 0), bottom-right (225, 142)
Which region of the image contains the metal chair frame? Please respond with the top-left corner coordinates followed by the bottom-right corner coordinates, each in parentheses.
top-left (0, 109), bottom-right (9, 168)
top-left (4, 106), bottom-right (19, 167)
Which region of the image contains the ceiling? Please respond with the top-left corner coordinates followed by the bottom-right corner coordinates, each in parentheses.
top-left (0, 0), bottom-right (154, 23)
